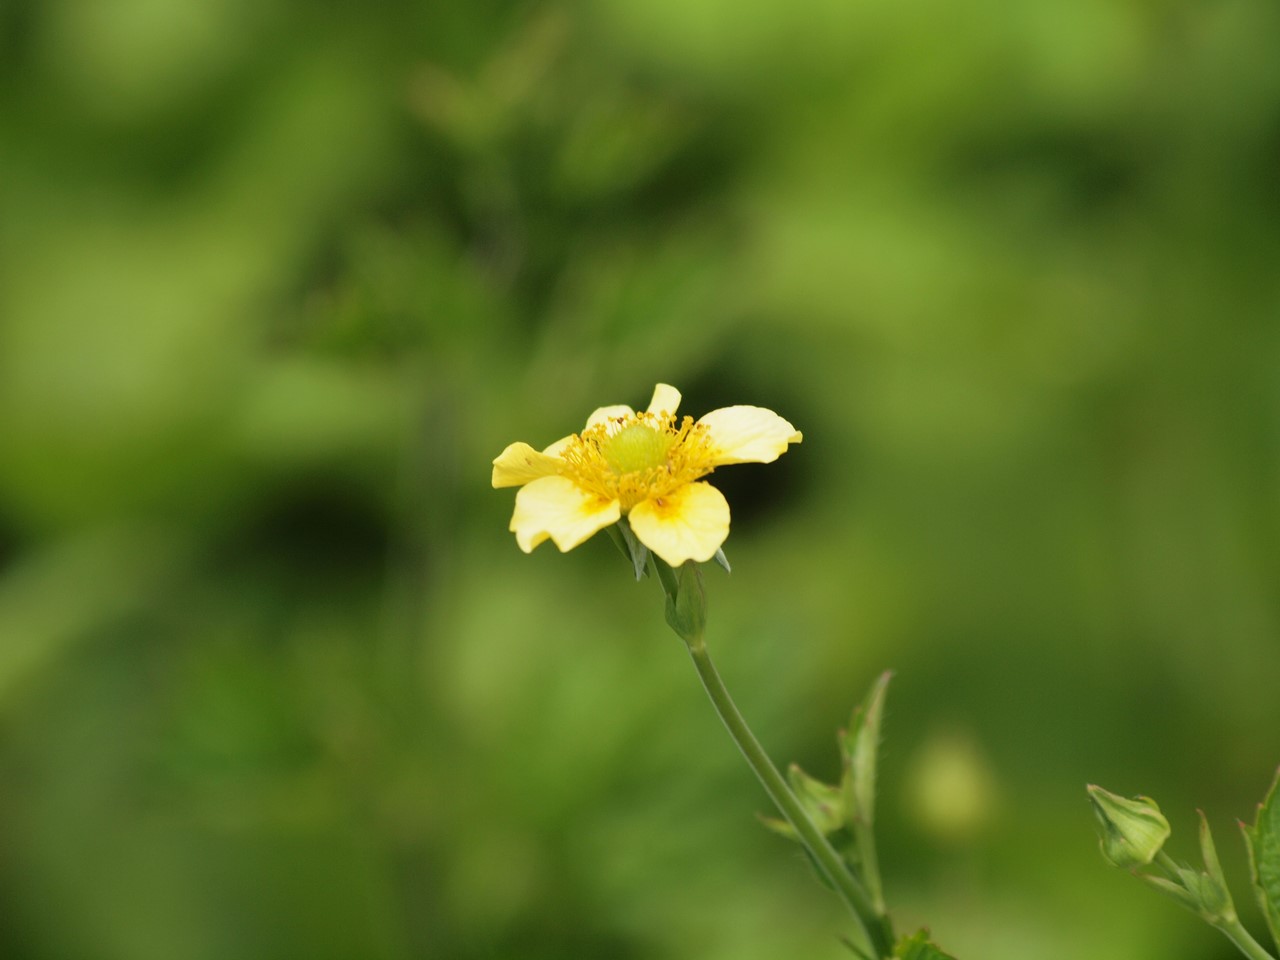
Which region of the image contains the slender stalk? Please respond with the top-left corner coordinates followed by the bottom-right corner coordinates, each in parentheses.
top-left (1216, 921), bottom-right (1277, 960)
top-left (853, 816), bottom-right (885, 915)
top-left (684, 634), bottom-right (895, 957)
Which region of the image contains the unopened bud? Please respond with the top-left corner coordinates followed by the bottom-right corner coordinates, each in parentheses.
top-left (1088, 784), bottom-right (1171, 868)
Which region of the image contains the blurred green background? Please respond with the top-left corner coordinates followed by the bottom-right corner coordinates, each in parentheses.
top-left (2, 1), bottom-right (1279, 958)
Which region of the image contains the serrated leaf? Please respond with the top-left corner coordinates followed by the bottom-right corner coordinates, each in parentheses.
top-left (893, 929), bottom-right (958, 959)
top-left (1244, 766), bottom-right (1280, 949)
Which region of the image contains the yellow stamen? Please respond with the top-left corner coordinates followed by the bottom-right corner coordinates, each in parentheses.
top-left (559, 412), bottom-right (716, 510)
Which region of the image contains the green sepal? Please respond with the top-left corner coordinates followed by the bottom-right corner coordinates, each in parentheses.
top-left (608, 519), bottom-right (649, 581)
top-left (841, 671), bottom-right (891, 911)
top-left (757, 764), bottom-right (846, 839)
top-left (1194, 810), bottom-right (1236, 922)
top-left (1242, 766), bottom-right (1280, 950)
top-left (893, 929), bottom-right (958, 959)
top-left (788, 763), bottom-right (847, 835)
top-left (757, 811), bottom-right (799, 841)
top-left (1137, 858), bottom-right (1235, 923)
top-left (1139, 872), bottom-right (1201, 912)
top-left (713, 546), bottom-right (731, 573)
top-left (759, 762), bottom-right (862, 886)
top-left (1199, 810), bottom-right (1228, 889)
top-left (842, 671), bottom-right (891, 829)
top-left (662, 560), bottom-right (706, 643)
top-left (606, 524), bottom-right (630, 561)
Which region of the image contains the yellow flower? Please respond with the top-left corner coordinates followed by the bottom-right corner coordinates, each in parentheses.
top-left (492, 383), bottom-right (802, 566)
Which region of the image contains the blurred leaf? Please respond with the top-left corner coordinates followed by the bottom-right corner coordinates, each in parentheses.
top-left (0, 525), bottom-right (186, 705)
top-left (1243, 767), bottom-right (1280, 950)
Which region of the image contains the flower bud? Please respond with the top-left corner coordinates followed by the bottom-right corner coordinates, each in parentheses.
top-left (1088, 784), bottom-right (1171, 868)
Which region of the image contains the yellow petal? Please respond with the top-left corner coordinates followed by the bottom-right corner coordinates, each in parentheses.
top-left (510, 476), bottom-right (621, 553)
top-left (492, 442), bottom-right (564, 488)
top-left (629, 482), bottom-right (730, 566)
top-left (698, 406), bottom-right (803, 465)
top-left (585, 404), bottom-right (635, 429)
top-left (543, 435), bottom-right (575, 457)
top-left (646, 383), bottom-right (681, 416)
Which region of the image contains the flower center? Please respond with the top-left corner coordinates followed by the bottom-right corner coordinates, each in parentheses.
top-left (559, 413), bottom-right (716, 511)
top-left (602, 423), bottom-right (675, 475)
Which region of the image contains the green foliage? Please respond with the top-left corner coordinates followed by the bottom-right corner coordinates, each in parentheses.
top-left (1, 0), bottom-right (1279, 957)
top-left (1245, 769), bottom-right (1280, 950)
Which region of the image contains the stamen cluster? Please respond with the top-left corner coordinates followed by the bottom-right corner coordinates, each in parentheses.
top-left (559, 412), bottom-right (715, 510)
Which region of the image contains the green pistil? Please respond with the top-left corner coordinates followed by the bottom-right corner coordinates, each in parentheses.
top-left (603, 423), bottom-right (673, 475)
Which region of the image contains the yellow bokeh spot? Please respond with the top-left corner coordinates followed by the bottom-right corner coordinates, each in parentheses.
top-left (904, 728), bottom-right (999, 843)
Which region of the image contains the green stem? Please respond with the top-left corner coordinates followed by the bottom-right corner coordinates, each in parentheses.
top-left (1153, 854), bottom-right (1277, 960)
top-left (1216, 920), bottom-right (1278, 960)
top-left (684, 634), bottom-right (895, 957)
top-left (854, 816), bottom-right (886, 915)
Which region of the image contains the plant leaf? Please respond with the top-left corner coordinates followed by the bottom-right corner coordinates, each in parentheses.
top-left (1243, 766), bottom-right (1280, 950)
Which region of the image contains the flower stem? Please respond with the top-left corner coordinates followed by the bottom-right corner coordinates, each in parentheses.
top-left (1153, 853), bottom-right (1277, 960)
top-left (683, 633), bottom-right (895, 957)
top-left (1216, 921), bottom-right (1278, 960)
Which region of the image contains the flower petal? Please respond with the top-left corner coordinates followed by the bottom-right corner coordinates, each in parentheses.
top-left (492, 442), bottom-right (565, 488)
top-left (585, 404), bottom-right (635, 429)
top-left (698, 406), bottom-right (803, 465)
top-left (629, 481), bottom-right (730, 566)
top-left (510, 476), bottom-right (621, 553)
top-left (646, 383), bottom-right (681, 416)
top-left (542, 435), bottom-right (575, 457)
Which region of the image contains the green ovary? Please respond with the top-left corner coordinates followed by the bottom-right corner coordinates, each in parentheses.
top-left (603, 423), bottom-right (674, 475)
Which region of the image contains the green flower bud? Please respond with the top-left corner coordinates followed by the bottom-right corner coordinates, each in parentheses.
top-left (1088, 784), bottom-right (1171, 868)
